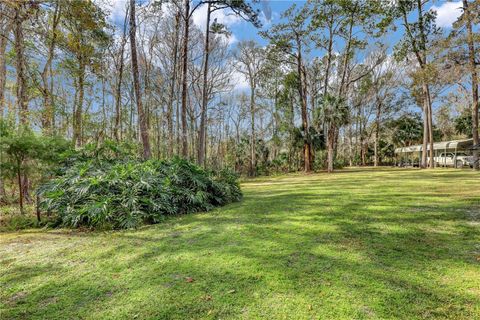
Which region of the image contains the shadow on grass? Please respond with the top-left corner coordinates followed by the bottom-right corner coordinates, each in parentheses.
top-left (1, 168), bottom-right (479, 319)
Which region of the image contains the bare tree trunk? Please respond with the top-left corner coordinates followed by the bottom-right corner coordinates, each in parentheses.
top-left (338, 6), bottom-right (356, 97)
top-left (113, 51), bottom-right (124, 142)
top-left (14, 6), bottom-right (28, 125)
top-left (416, 0), bottom-right (434, 169)
top-left (426, 85), bottom-right (434, 168)
top-left (0, 179), bottom-right (6, 204)
top-left (420, 82), bottom-right (434, 168)
top-left (289, 94), bottom-right (295, 170)
top-left (360, 135), bottom-right (366, 167)
top-left (348, 123), bottom-right (353, 167)
top-left (114, 8), bottom-right (129, 142)
top-left (180, 0), bottom-right (190, 157)
top-left (323, 23), bottom-right (334, 173)
top-left (198, 3), bottom-right (211, 166)
top-left (0, 4), bottom-right (10, 204)
top-left (249, 86), bottom-right (256, 176)
top-left (297, 42), bottom-right (311, 172)
top-left (374, 102), bottom-right (381, 167)
top-left (129, 0), bottom-right (151, 159)
top-left (36, 194), bottom-right (41, 222)
top-left (41, 2), bottom-right (60, 135)
top-left (323, 22), bottom-right (333, 98)
top-left (17, 166), bottom-right (24, 214)
top-left (167, 11), bottom-right (180, 157)
top-left (327, 127), bottom-right (335, 173)
top-left (463, 0), bottom-right (479, 170)
top-left (73, 61), bottom-right (85, 147)
top-left (359, 119), bottom-right (365, 166)
top-left (400, 0), bottom-right (433, 169)
top-left (421, 93), bottom-right (428, 169)
top-left (0, 6), bottom-right (11, 117)
top-left (100, 75), bottom-right (107, 141)
top-left (176, 95), bottom-right (181, 154)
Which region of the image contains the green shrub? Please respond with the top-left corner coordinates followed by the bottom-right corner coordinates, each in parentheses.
top-left (0, 205), bottom-right (52, 231)
top-left (38, 154), bottom-right (242, 229)
top-left (0, 214), bottom-right (37, 231)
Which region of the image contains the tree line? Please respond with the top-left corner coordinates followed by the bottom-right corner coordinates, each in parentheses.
top-left (0, 0), bottom-right (479, 203)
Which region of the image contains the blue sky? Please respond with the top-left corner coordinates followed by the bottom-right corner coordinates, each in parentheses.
top-left (231, 1), bottom-right (462, 47)
top-left (103, 0), bottom-right (465, 90)
top-left (106, 0), bottom-right (464, 51)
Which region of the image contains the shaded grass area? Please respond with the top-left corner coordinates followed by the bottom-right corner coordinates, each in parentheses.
top-left (1, 168), bottom-right (479, 319)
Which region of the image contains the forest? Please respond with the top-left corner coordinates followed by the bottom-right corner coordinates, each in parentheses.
top-left (0, 0), bottom-right (477, 175)
top-left (1, 1), bottom-right (480, 319)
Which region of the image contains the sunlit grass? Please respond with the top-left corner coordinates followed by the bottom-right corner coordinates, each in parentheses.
top-left (1, 168), bottom-right (479, 319)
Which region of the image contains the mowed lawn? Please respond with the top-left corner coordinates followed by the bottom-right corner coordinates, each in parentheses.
top-left (1, 168), bottom-right (479, 319)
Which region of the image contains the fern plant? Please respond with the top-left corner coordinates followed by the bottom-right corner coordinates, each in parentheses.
top-left (38, 145), bottom-right (242, 229)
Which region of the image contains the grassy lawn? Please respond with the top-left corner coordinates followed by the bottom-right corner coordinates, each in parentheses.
top-left (1, 168), bottom-right (479, 319)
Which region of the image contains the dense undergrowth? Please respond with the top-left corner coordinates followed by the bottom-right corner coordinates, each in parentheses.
top-left (37, 143), bottom-right (242, 229)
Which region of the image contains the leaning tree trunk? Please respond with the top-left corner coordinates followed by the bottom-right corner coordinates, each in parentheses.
top-left (198, 3), bottom-right (211, 166)
top-left (129, 0), bottom-right (151, 159)
top-left (180, 0), bottom-right (190, 157)
top-left (463, 0), bottom-right (479, 170)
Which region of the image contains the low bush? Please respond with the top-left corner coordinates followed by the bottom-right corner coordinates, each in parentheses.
top-left (0, 205), bottom-right (56, 231)
top-left (38, 149), bottom-right (242, 229)
top-left (0, 213), bottom-right (40, 231)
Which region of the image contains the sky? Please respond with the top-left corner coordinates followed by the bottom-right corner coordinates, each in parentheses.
top-left (105, 0), bottom-right (464, 40)
top-left (102, 0), bottom-right (465, 90)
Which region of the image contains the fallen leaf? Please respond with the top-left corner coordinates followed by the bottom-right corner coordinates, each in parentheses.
top-left (202, 294), bottom-right (212, 301)
top-left (185, 277), bottom-right (194, 283)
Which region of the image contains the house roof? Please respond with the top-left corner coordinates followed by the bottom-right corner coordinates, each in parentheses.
top-left (394, 139), bottom-right (473, 154)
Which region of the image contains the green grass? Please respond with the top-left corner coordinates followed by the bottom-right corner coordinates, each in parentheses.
top-left (1, 168), bottom-right (479, 319)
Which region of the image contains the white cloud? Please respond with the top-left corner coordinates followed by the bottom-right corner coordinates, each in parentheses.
top-left (98, 0), bottom-right (128, 24)
top-left (431, 1), bottom-right (463, 28)
top-left (231, 69), bottom-right (250, 90)
top-left (260, 9), bottom-right (279, 28)
top-left (112, 1), bottom-right (128, 22)
top-left (193, 6), bottom-right (243, 47)
top-left (225, 33), bottom-right (238, 46)
top-left (192, 5), bottom-right (242, 30)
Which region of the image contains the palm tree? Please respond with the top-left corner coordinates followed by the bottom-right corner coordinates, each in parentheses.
top-left (318, 94), bottom-right (349, 173)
